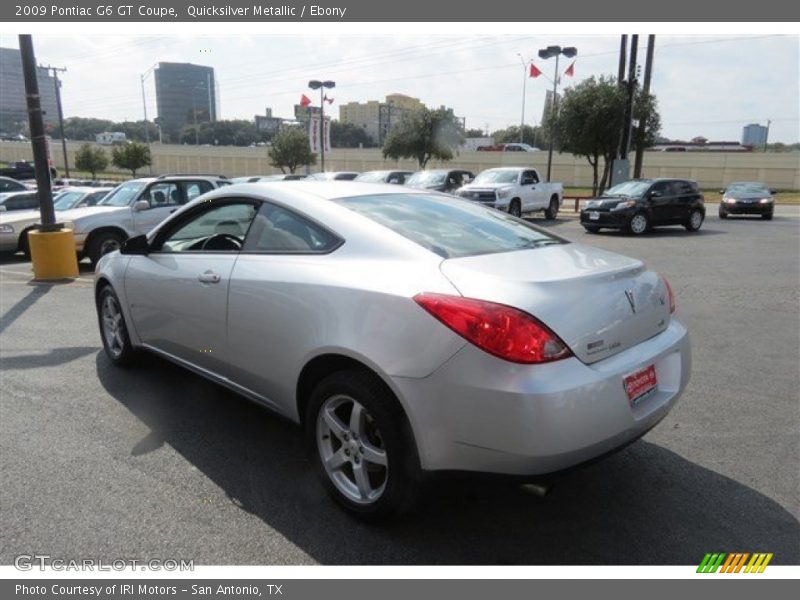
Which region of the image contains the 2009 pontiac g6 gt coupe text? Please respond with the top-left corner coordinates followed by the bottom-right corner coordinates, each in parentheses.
top-left (95, 181), bottom-right (691, 519)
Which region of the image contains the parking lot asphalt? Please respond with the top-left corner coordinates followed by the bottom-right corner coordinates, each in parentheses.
top-left (1, 205), bottom-right (798, 566)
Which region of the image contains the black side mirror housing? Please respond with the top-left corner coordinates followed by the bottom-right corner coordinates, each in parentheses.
top-left (121, 234), bottom-right (149, 255)
top-left (719, 189), bottom-right (725, 194)
top-left (770, 188), bottom-right (778, 195)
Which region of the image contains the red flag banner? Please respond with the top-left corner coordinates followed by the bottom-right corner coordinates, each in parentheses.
top-left (300, 94), bottom-right (312, 107)
top-left (324, 95), bottom-right (334, 105)
top-left (529, 64), bottom-right (542, 78)
top-left (564, 61), bottom-right (575, 78)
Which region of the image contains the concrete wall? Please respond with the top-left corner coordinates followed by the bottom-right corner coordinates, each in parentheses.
top-left (2, 140), bottom-right (798, 189)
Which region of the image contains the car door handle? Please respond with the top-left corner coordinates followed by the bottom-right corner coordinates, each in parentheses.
top-left (198, 271), bottom-right (221, 284)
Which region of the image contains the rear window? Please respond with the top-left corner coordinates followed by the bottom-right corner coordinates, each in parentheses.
top-left (333, 193), bottom-right (565, 259)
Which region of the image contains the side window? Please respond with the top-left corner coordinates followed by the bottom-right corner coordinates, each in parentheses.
top-left (650, 181), bottom-right (673, 196)
top-left (159, 201), bottom-right (258, 252)
top-left (521, 170), bottom-right (538, 185)
top-left (0, 180), bottom-right (22, 193)
top-left (184, 180), bottom-right (214, 201)
top-left (674, 181), bottom-right (694, 195)
top-left (4, 194), bottom-right (37, 210)
top-left (143, 182), bottom-right (181, 208)
top-left (245, 203), bottom-right (340, 253)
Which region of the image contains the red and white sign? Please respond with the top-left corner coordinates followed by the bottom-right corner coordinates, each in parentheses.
top-left (309, 115), bottom-right (331, 153)
top-left (624, 364), bottom-right (657, 405)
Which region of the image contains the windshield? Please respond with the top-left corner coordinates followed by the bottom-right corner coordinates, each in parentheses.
top-left (53, 191), bottom-right (86, 211)
top-left (603, 181), bottom-right (652, 198)
top-left (334, 193), bottom-right (565, 259)
top-left (99, 182), bottom-right (146, 206)
top-left (726, 183), bottom-right (771, 197)
top-left (473, 170), bottom-right (520, 185)
top-left (406, 171), bottom-right (446, 186)
top-left (354, 171), bottom-right (388, 183)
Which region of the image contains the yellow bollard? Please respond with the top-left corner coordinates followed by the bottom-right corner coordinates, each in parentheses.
top-left (28, 228), bottom-right (80, 280)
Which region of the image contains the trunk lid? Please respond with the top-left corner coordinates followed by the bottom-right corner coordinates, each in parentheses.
top-left (439, 243), bottom-right (671, 364)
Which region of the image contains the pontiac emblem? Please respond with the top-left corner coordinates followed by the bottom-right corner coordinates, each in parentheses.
top-left (625, 289), bottom-right (636, 313)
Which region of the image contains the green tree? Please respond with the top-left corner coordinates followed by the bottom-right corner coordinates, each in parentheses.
top-left (464, 128), bottom-right (488, 138)
top-left (111, 142), bottom-right (151, 177)
top-left (549, 75), bottom-right (660, 194)
top-left (330, 121), bottom-right (373, 148)
top-left (74, 144), bottom-right (108, 179)
top-left (382, 107), bottom-right (464, 169)
top-left (268, 128), bottom-right (317, 173)
top-left (60, 117), bottom-right (115, 141)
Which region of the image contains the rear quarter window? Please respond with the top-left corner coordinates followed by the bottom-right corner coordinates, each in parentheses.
top-left (334, 193), bottom-right (565, 259)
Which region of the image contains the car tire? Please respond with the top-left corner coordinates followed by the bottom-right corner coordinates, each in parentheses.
top-left (509, 199), bottom-right (522, 218)
top-left (306, 368), bottom-right (422, 521)
top-left (583, 226), bottom-right (600, 234)
top-left (627, 212), bottom-right (650, 235)
top-left (685, 209), bottom-right (704, 231)
top-left (88, 231), bottom-right (125, 266)
top-left (719, 209), bottom-right (728, 219)
top-left (762, 212), bottom-right (773, 220)
top-left (19, 229), bottom-right (31, 260)
top-left (544, 196), bottom-right (559, 220)
top-left (96, 285), bottom-right (138, 367)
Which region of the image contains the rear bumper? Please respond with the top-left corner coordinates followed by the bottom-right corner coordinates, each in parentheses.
top-left (392, 318), bottom-right (690, 476)
top-left (720, 202), bottom-right (772, 215)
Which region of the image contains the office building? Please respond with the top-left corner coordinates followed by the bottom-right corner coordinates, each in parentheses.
top-left (154, 62), bottom-right (217, 142)
top-left (0, 47), bottom-right (60, 135)
top-left (742, 123), bottom-right (768, 148)
top-left (340, 94), bottom-right (428, 144)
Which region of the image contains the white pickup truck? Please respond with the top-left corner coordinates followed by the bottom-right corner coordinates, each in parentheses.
top-left (455, 167), bottom-right (563, 219)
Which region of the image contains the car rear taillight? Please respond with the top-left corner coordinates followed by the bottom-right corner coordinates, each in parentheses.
top-left (660, 275), bottom-right (676, 313)
top-left (413, 293), bottom-right (572, 364)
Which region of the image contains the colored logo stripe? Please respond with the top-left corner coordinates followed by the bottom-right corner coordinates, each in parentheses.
top-left (697, 552), bottom-right (773, 573)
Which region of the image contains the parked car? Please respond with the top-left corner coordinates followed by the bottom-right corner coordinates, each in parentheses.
top-left (230, 174), bottom-right (307, 184)
top-left (405, 169), bottom-right (474, 193)
top-left (0, 161), bottom-right (36, 180)
top-left (476, 143), bottom-right (540, 152)
top-left (95, 181), bottom-right (690, 519)
top-left (354, 170), bottom-right (413, 184)
top-left (61, 175), bottom-right (229, 265)
top-left (0, 190), bottom-right (39, 212)
top-left (719, 182), bottom-right (776, 220)
top-left (0, 176), bottom-right (27, 194)
top-left (0, 187), bottom-right (113, 257)
top-left (580, 178), bottom-right (706, 235)
top-left (306, 172), bottom-right (360, 181)
top-left (455, 167), bottom-right (563, 219)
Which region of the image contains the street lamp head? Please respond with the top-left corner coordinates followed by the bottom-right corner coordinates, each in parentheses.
top-left (308, 80), bottom-right (322, 89)
top-left (323, 80), bottom-right (336, 89)
top-left (538, 46), bottom-right (559, 60)
top-left (562, 47), bottom-right (578, 58)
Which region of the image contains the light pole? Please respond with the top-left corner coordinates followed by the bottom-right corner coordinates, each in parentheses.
top-left (140, 63), bottom-right (157, 174)
top-left (538, 45), bottom-right (577, 182)
top-left (516, 53), bottom-right (529, 144)
top-left (308, 79), bottom-right (335, 172)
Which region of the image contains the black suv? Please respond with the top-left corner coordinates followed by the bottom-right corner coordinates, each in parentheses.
top-left (580, 178), bottom-right (705, 235)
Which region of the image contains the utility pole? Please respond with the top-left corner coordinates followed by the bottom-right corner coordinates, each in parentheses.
top-left (41, 64), bottom-right (69, 178)
top-left (517, 53), bottom-right (528, 144)
top-left (19, 36), bottom-right (57, 231)
top-left (633, 35), bottom-right (655, 178)
top-left (617, 35), bottom-right (628, 84)
top-left (621, 34), bottom-right (639, 161)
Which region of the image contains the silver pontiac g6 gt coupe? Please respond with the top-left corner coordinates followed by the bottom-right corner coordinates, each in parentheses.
top-left (95, 181), bottom-right (691, 519)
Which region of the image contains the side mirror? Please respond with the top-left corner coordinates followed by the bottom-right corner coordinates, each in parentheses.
top-left (120, 234), bottom-right (149, 255)
top-left (133, 200), bottom-right (150, 212)
top-left (770, 188), bottom-right (778, 195)
top-left (719, 189), bottom-right (725, 194)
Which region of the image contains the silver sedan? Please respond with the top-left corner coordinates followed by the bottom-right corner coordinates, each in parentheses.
top-left (95, 181), bottom-right (691, 519)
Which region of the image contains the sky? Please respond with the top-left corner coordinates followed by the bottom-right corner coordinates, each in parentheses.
top-left (1, 33), bottom-right (798, 143)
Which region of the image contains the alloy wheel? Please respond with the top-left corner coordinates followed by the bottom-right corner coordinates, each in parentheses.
top-left (316, 394), bottom-right (389, 504)
top-left (690, 211), bottom-right (703, 229)
top-left (630, 214), bottom-right (648, 234)
top-left (101, 295), bottom-right (125, 358)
